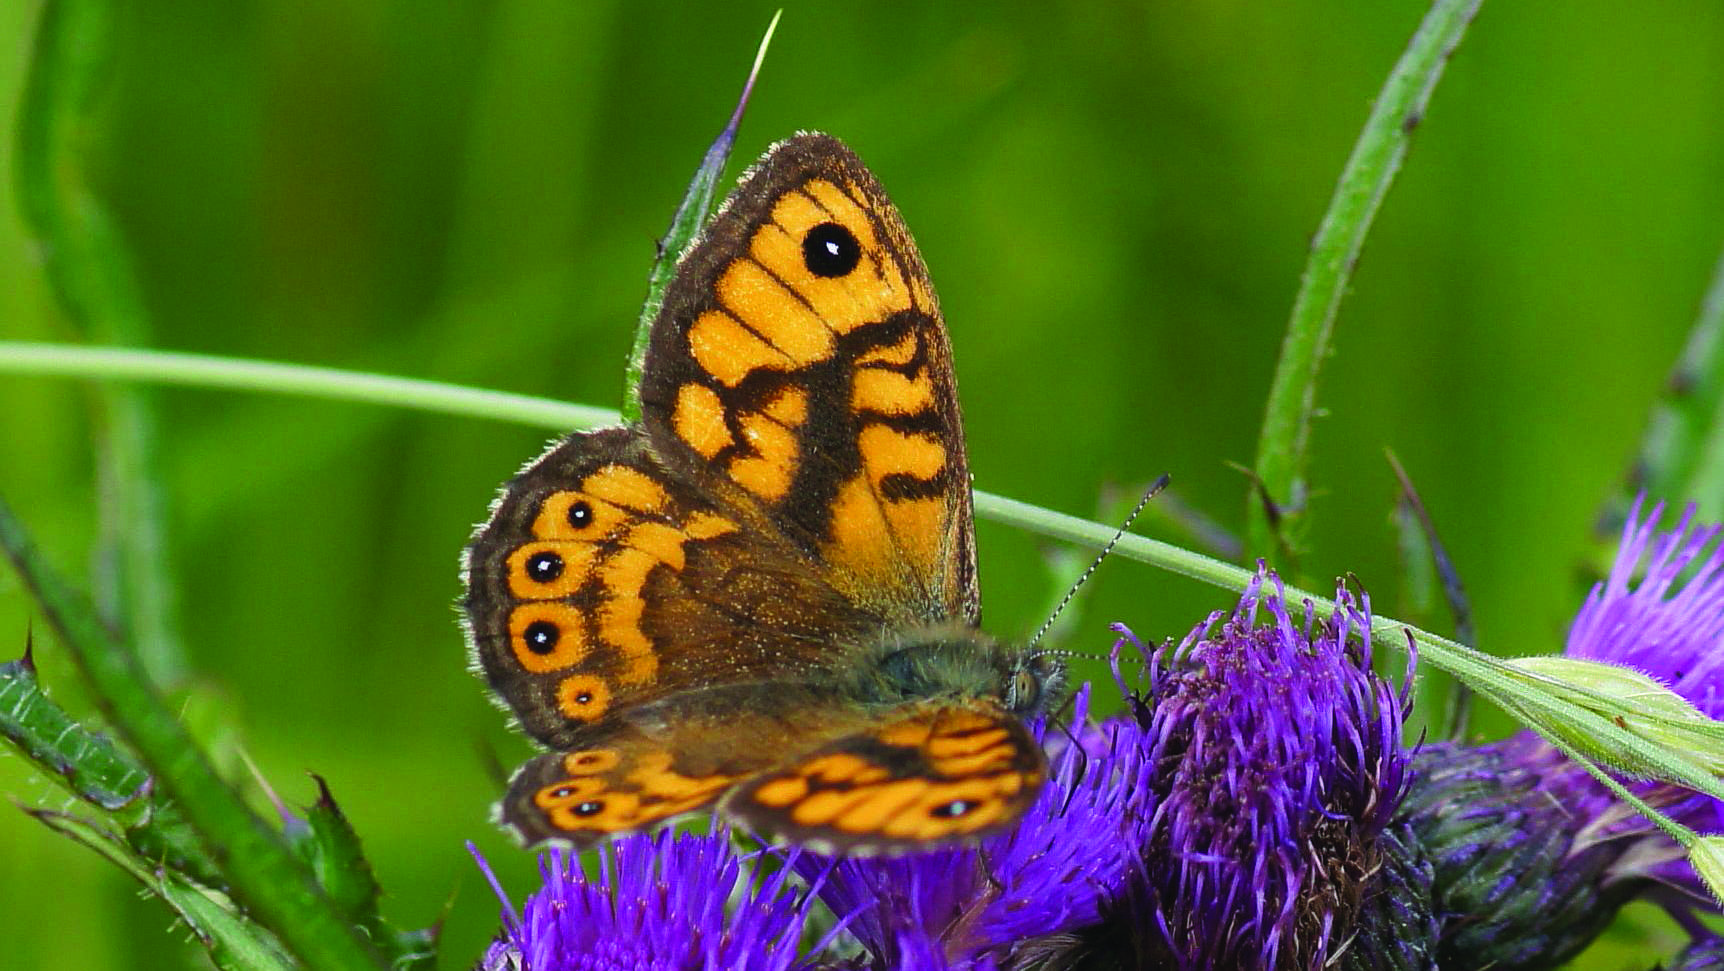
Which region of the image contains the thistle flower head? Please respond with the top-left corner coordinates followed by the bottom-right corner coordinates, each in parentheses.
top-left (476, 829), bottom-right (822, 971)
top-left (1118, 572), bottom-right (1415, 970)
top-left (1571, 499), bottom-right (1724, 707)
top-left (1401, 498), bottom-right (1724, 968)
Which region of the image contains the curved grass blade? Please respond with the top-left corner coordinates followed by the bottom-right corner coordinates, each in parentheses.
top-left (1248, 0), bottom-right (1486, 560)
top-left (14, 0), bottom-right (185, 685)
top-left (621, 11), bottom-right (781, 419)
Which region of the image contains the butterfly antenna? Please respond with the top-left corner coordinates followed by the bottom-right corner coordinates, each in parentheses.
top-left (1027, 474), bottom-right (1170, 654)
top-left (1053, 717), bottom-right (1090, 818)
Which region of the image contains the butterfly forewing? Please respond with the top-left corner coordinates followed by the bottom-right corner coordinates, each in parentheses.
top-left (638, 133), bottom-right (980, 626)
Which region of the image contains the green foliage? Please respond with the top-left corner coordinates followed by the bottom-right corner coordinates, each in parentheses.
top-left (0, 495), bottom-right (390, 968)
top-left (3, 1), bottom-right (1724, 967)
top-left (28, 810), bottom-right (297, 971)
top-left (0, 646), bottom-right (220, 886)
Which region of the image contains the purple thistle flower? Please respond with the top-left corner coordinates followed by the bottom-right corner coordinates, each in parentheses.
top-left (1568, 498), bottom-right (1724, 832)
top-left (474, 829), bottom-right (824, 971)
top-left (798, 684), bottom-right (1153, 970)
top-left (1106, 573), bottom-right (1416, 971)
top-left (1402, 498), bottom-right (1724, 969)
top-left (1568, 499), bottom-right (1724, 711)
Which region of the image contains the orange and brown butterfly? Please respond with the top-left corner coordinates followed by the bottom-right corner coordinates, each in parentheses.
top-left (461, 132), bottom-right (1064, 853)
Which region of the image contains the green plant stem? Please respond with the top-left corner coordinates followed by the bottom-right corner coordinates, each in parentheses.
top-left (1248, 0), bottom-right (1484, 560)
top-left (0, 497), bottom-right (384, 969)
top-left (14, 0), bottom-right (186, 686)
top-left (6, 339), bottom-right (1723, 811)
top-left (0, 342), bottom-right (619, 429)
top-left (0, 342), bottom-right (1555, 661)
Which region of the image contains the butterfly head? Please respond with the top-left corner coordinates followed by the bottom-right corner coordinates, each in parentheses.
top-left (1009, 650), bottom-right (1066, 716)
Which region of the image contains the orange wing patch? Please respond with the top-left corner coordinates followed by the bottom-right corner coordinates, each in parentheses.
top-left (724, 701), bottom-right (1045, 851)
top-left (742, 181), bottom-right (914, 337)
top-left (637, 133), bottom-right (978, 624)
top-left (716, 259), bottom-right (837, 362)
top-left (504, 746), bottom-right (737, 847)
top-left (492, 461), bottom-right (742, 723)
top-left (673, 383), bottom-right (732, 459)
top-left (687, 310), bottom-right (797, 386)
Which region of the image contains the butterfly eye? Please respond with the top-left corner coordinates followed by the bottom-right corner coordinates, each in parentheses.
top-left (1010, 666), bottom-right (1042, 712)
top-left (802, 222), bottom-right (861, 277)
top-left (523, 620), bottom-right (561, 655)
top-left (566, 500), bottom-right (596, 529)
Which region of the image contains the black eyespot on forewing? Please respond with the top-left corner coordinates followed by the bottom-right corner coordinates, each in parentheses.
top-left (802, 222), bottom-right (861, 277)
top-left (568, 500), bottom-right (594, 529)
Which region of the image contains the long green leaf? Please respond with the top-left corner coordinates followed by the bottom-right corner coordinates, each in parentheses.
top-left (621, 11), bottom-right (780, 420)
top-left (1247, 0), bottom-right (1485, 560)
top-left (13, 0), bottom-right (185, 686)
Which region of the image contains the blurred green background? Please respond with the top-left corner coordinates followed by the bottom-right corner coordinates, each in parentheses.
top-left (3, 1), bottom-right (1722, 967)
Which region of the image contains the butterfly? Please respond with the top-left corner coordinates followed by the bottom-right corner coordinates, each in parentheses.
top-left (461, 132), bottom-right (1063, 853)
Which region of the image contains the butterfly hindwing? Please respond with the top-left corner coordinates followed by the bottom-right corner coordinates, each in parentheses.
top-left (638, 133), bottom-right (979, 626)
top-left (499, 734), bottom-right (739, 848)
top-left (724, 699), bottom-right (1046, 853)
top-left (498, 683), bottom-right (881, 846)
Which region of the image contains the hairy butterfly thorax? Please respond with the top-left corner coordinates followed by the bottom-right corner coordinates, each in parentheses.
top-left (461, 132), bottom-right (1063, 853)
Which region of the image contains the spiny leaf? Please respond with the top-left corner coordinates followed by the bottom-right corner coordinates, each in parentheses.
top-left (28, 809), bottom-right (295, 971)
top-left (296, 775), bottom-right (384, 927)
top-left (293, 775), bottom-right (439, 969)
top-left (0, 648), bottom-right (148, 809)
top-left (0, 493), bottom-right (385, 968)
top-left (0, 644), bottom-right (222, 884)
